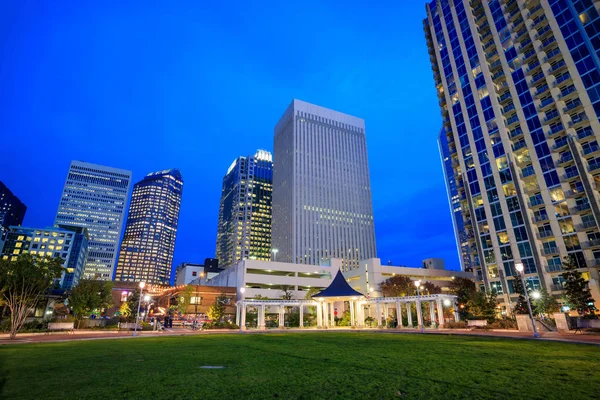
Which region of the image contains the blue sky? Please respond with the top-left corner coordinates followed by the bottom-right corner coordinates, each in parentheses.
top-left (0, 1), bottom-right (460, 271)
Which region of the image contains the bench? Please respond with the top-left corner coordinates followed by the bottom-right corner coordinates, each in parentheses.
top-left (118, 322), bottom-right (141, 330)
top-left (47, 322), bottom-right (75, 334)
top-left (467, 320), bottom-right (488, 327)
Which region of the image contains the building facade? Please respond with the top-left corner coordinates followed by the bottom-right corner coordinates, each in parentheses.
top-left (54, 160), bottom-right (132, 280)
top-left (115, 169), bottom-right (183, 285)
top-left (174, 262), bottom-right (204, 285)
top-left (439, 127), bottom-right (474, 271)
top-left (424, 0), bottom-right (600, 312)
top-left (0, 181), bottom-right (27, 242)
top-left (343, 258), bottom-right (474, 298)
top-left (216, 150), bottom-right (273, 268)
top-left (1, 225), bottom-right (89, 289)
top-left (272, 99), bottom-right (377, 270)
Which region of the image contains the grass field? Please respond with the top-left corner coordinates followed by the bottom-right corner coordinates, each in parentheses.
top-left (1, 332), bottom-right (599, 399)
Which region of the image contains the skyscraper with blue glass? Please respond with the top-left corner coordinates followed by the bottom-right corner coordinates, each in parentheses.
top-left (438, 127), bottom-right (473, 271)
top-left (216, 150), bottom-right (273, 268)
top-left (425, 0), bottom-right (600, 313)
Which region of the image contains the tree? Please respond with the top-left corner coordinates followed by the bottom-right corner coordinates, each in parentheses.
top-left (280, 285), bottom-right (294, 300)
top-left (304, 287), bottom-right (320, 299)
top-left (176, 286), bottom-right (194, 315)
top-left (533, 288), bottom-right (560, 317)
top-left (119, 301), bottom-right (131, 318)
top-left (561, 256), bottom-right (596, 315)
top-left (207, 293), bottom-right (227, 322)
top-left (421, 282), bottom-right (442, 295)
top-left (511, 278), bottom-right (529, 315)
top-left (69, 279), bottom-right (113, 327)
top-left (469, 291), bottom-right (497, 322)
top-left (379, 276), bottom-right (415, 297)
top-left (125, 287), bottom-right (141, 321)
top-left (0, 255), bottom-right (64, 339)
top-left (448, 277), bottom-right (476, 319)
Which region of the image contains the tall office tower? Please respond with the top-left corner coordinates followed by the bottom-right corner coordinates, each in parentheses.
top-left (439, 127), bottom-right (473, 271)
top-left (272, 99), bottom-right (376, 270)
top-left (0, 181), bottom-right (27, 241)
top-left (1, 225), bottom-right (89, 290)
top-left (115, 169), bottom-right (183, 285)
top-left (216, 150), bottom-right (273, 268)
top-left (424, 0), bottom-right (600, 312)
top-left (55, 161), bottom-right (132, 280)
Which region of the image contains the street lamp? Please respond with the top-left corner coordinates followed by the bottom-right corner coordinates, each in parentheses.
top-left (515, 263), bottom-right (539, 338)
top-left (133, 282), bottom-right (146, 337)
top-left (414, 280), bottom-right (424, 333)
top-left (240, 286), bottom-right (246, 298)
top-left (272, 248), bottom-right (279, 262)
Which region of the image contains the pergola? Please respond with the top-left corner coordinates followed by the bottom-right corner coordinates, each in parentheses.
top-left (235, 270), bottom-right (459, 330)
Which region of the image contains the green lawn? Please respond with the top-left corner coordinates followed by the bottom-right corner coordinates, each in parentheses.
top-left (1, 332), bottom-right (599, 399)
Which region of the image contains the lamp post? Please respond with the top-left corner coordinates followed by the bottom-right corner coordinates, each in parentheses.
top-left (143, 294), bottom-right (151, 322)
top-left (414, 280), bottom-right (424, 333)
top-left (272, 248), bottom-right (279, 262)
top-left (133, 282), bottom-right (145, 337)
top-left (515, 263), bottom-right (539, 338)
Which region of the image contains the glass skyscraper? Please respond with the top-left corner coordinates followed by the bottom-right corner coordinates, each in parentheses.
top-left (55, 161), bottom-right (132, 280)
top-left (272, 99), bottom-right (376, 271)
top-left (439, 127), bottom-right (473, 271)
top-left (216, 150), bottom-right (273, 268)
top-left (115, 169), bottom-right (183, 285)
top-left (425, 0), bottom-right (600, 311)
top-left (0, 180), bottom-right (26, 242)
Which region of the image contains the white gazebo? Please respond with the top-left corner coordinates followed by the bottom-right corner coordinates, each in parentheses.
top-left (235, 270), bottom-right (459, 330)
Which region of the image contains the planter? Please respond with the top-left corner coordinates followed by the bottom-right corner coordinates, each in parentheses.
top-left (516, 315), bottom-right (533, 332)
top-left (467, 320), bottom-right (487, 327)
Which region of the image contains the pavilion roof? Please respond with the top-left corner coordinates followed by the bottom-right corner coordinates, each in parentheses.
top-left (312, 270), bottom-right (364, 298)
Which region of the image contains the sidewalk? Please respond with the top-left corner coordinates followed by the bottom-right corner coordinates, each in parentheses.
top-left (1, 327), bottom-right (599, 346)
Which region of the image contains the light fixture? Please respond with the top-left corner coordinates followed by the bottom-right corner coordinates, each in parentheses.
top-left (240, 287), bottom-right (246, 294)
top-left (515, 262), bottom-right (524, 273)
top-left (139, 281), bottom-right (146, 289)
top-left (144, 295), bottom-right (150, 302)
top-left (443, 299), bottom-right (451, 307)
top-left (414, 280), bottom-right (421, 287)
top-left (532, 291), bottom-right (541, 300)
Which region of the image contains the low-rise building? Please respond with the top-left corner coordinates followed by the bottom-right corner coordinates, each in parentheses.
top-left (174, 262), bottom-right (204, 286)
top-left (1, 225), bottom-right (89, 289)
top-left (343, 258), bottom-right (474, 297)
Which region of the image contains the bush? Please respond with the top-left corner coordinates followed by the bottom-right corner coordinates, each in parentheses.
top-left (203, 321), bottom-right (239, 330)
top-left (0, 319), bottom-right (11, 333)
top-left (487, 319), bottom-right (517, 330)
top-left (445, 321), bottom-right (468, 329)
top-left (364, 317), bottom-right (377, 327)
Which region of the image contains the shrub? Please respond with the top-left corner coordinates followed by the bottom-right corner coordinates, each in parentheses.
top-left (203, 321), bottom-right (239, 330)
top-left (445, 321), bottom-right (468, 329)
top-left (0, 319), bottom-right (11, 333)
top-left (487, 319), bottom-right (517, 330)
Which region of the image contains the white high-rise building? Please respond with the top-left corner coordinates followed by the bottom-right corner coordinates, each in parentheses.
top-left (55, 160), bottom-right (132, 280)
top-left (272, 99), bottom-right (377, 270)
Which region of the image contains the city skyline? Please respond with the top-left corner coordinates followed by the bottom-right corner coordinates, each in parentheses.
top-left (0, 1), bottom-right (459, 271)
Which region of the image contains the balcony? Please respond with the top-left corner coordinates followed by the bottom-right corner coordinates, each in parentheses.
top-left (534, 84), bottom-right (549, 97)
top-left (489, 58), bottom-right (503, 73)
top-left (524, 60), bottom-right (541, 74)
top-left (540, 36), bottom-right (557, 52)
top-left (542, 246), bottom-right (559, 256)
top-left (576, 127), bottom-right (595, 142)
top-left (550, 284), bottom-right (565, 292)
top-left (512, 140), bottom-right (527, 152)
top-left (545, 264), bottom-right (563, 273)
top-left (535, 24), bottom-right (552, 40)
top-left (523, 182), bottom-right (541, 194)
top-left (553, 73), bottom-right (572, 87)
top-left (529, 73), bottom-right (546, 86)
top-left (565, 188), bottom-right (585, 198)
top-left (527, 4), bottom-right (544, 19)
top-left (570, 203), bottom-right (592, 214)
top-left (582, 239), bottom-right (600, 249)
top-left (578, 220), bottom-right (597, 230)
top-left (569, 112), bottom-right (589, 128)
top-left (588, 162), bottom-right (600, 173)
top-left (552, 139), bottom-right (568, 151)
top-left (538, 96), bottom-right (554, 111)
top-left (529, 197), bottom-right (545, 208)
top-left (558, 85), bottom-right (577, 100)
top-left (523, 48), bottom-right (538, 62)
top-left (548, 59), bottom-right (567, 75)
top-left (536, 230), bottom-right (554, 239)
top-left (543, 47), bottom-right (562, 63)
top-left (587, 258), bottom-right (600, 267)
top-left (558, 153), bottom-right (574, 165)
top-left (499, 90), bottom-right (512, 104)
top-left (543, 110), bottom-right (560, 123)
top-left (582, 145), bottom-right (600, 157)
top-left (546, 123), bottom-right (565, 138)
top-left (534, 214), bottom-right (549, 223)
top-left (509, 127), bottom-right (524, 139)
top-left (561, 170), bottom-right (579, 181)
top-left (564, 99), bottom-right (583, 114)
